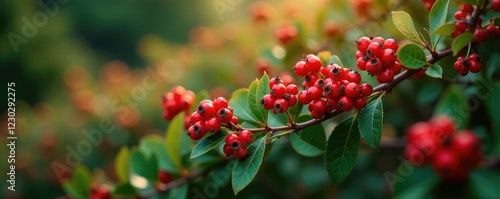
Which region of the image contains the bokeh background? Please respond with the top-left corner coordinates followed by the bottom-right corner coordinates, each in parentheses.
top-left (1, 0), bottom-right (500, 198)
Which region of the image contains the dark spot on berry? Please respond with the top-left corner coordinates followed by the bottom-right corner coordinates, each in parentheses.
top-left (231, 141), bottom-right (240, 150)
top-left (218, 109), bottom-right (228, 118)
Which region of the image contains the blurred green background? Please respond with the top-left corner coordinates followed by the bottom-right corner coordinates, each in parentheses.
top-left (1, 0), bottom-right (500, 198)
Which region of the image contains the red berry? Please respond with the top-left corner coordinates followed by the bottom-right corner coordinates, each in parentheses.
top-left (223, 144), bottom-right (234, 156)
top-left (298, 90), bottom-right (311, 104)
top-left (213, 97), bottom-right (228, 110)
top-left (271, 84), bottom-right (287, 98)
top-left (452, 29), bottom-right (464, 38)
top-left (430, 116), bottom-right (455, 142)
top-left (234, 145), bottom-right (248, 159)
top-left (368, 42), bottom-right (383, 57)
top-left (286, 84), bottom-right (299, 95)
top-left (462, 4), bottom-right (474, 14)
top-left (407, 122), bottom-right (434, 145)
top-left (307, 86), bottom-right (323, 101)
top-left (432, 149), bottom-right (467, 182)
top-left (273, 98), bottom-right (289, 113)
top-left (469, 59), bottom-right (482, 73)
top-left (366, 58), bottom-right (382, 75)
top-left (205, 118), bottom-right (221, 133)
top-left (338, 96), bottom-right (354, 111)
top-left (305, 54), bottom-right (322, 72)
top-left (345, 70), bottom-right (361, 84)
top-left (188, 124), bottom-right (205, 140)
top-left (405, 145), bottom-right (425, 165)
top-left (285, 94), bottom-right (297, 107)
top-left (454, 57), bottom-right (463, 71)
top-left (239, 130), bottom-right (253, 145)
top-left (269, 76), bottom-right (283, 88)
top-left (459, 65), bottom-right (469, 76)
top-left (323, 82), bottom-right (342, 99)
top-left (376, 68), bottom-right (394, 83)
top-left (226, 133), bottom-right (240, 144)
top-left (486, 25), bottom-right (498, 36)
top-left (197, 102), bottom-right (216, 119)
top-left (294, 61), bottom-right (309, 76)
top-left (304, 73), bottom-right (319, 88)
top-left (353, 97), bottom-right (367, 109)
top-left (189, 112), bottom-right (202, 125)
top-left (383, 39), bottom-right (398, 51)
top-left (493, 0), bottom-right (500, 12)
top-left (158, 171), bottom-right (172, 184)
top-left (261, 94), bottom-right (276, 110)
top-left (452, 130), bottom-right (480, 159)
top-left (454, 10), bottom-right (467, 20)
top-left (455, 21), bottom-right (468, 32)
top-left (381, 49), bottom-right (396, 65)
top-left (371, 36), bottom-right (385, 45)
top-left (360, 83), bottom-right (373, 96)
top-left (329, 65), bottom-right (345, 81)
top-left (473, 28), bottom-right (487, 42)
top-left (345, 82), bottom-right (361, 98)
top-left (217, 108), bottom-right (233, 123)
top-left (356, 37), bottom-right (371, 52)
top-left (357, 57), bottom-right (368, 70)
top-left (308, 99), bottom-right (327, 115)
top-left (231, 116), bottom-right (239, 125)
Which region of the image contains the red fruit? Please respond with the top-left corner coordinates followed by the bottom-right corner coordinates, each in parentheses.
top-left (353, 97), bottom-right (367, 109)
top-left (261, 94), bottom-right (276, 110)
top-left (432, 149), bottom-right (464, 182)
top-left (239, 130), bottom-right (253, 145)
top-left (217, 108), bottom-right (233, 123)
top-left (360, 83), bottom-right (373, 96)
top-left (338, 96), bottom-right (354, 111)
top-left (469, 59), bottom-right (482, 73)
top-left (305, 54), bottom-right (322, 72)
top-left (376, 68), bottom-right (394, 83)
top-left (223, 144), bottom-right (234, 156)
top-left (307, 86), bottom-right (323, 101)
top-left (381, 49), bottom-right (396, 65)
top-left (455, 21), bottom-right (468, 32)
top-left (234, 145), bottom-right (248, 159)
top-left (357, 57), bottom-right (368, 70)
top-left (324, 22), bottom-right (339, 37)
top-left (345, 82), bottom-right (361, 98)
top-left (304, 73), bottom-right (320, 88)
top-left (286, 84), bottom-right (299, 95)
top-left (454, 57), bottom-right (464, 71)
top-left (323, 82), bottom-right (342, 99)
top-left (213, 97), bottom-right (228, 110)
top-left (462, 4), bottom-right (474, 14)
top-left (294, 61), bottom-right (309, 76)
top-left (231, 116), bottom-right (239, 125)
top-left (356, 37), bottom-right (371, 52)
top-left (486, 25), bottom-right (498, 36)
top-left (158, 171), bottom-right (172, 184)
top-left (473, 28), bottom-right (487, 42)
top-left (188, 124), bottom-right (205, 140)
top-left (205, 118), bottom-right (221, 133)
top-left (493, 0), bottom-right (500, 12)
top-left (271, 84), bottom-right (287, 98)
top-left (274, 25), bottom-right (298, 44)
top-left (454, 10), bottom-right (467, 20)
top-left (459, 65), bottom-right (469, 76)
top-left (309, 99), bottom-right (327, 115)
top-left (345, 70), bottom-right (361, 84)
top-left (190, 112), bottom-right (202, 125)
top-left (366, 58), bottom-right (382, 75)
top-left (197, 102), bottom-right (216, 119)
top-left (407, 122), bottom-right (434, 145)
top-left (371, 36), bottom-right (385, 45)
top-left (273, 98), bottom-right (289, 113)
top-left (404, 145), bottom-right (426, 165)
top-left (329, 65), bottom-right (346, 81)
top-left (285, 94), bottom-right (297, 107)
top-left (414, 69), bottom-right (426, 78)
top-left (430, 116), bottom-right (455, 142)
top-left (383, 39), bottom-right (398, 51)
top-left (368, 42), bottom-right (383, 57)
top-left (298, 90), bottom-right (311, 104)
top-left (452, 131), bottom-right (480, 159)
top-left (452, 29), bottom-right (464, 38)
top-left (226, 133), bottom-right (240, 145)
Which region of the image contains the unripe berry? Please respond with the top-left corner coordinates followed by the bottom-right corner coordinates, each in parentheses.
top-left (239, 130), bottom-right (253, 145)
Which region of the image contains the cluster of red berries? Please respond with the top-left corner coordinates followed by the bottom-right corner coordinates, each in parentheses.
top-left (162, 86), bottom-right (195, 121)
top-left (453, 53), bottom-right (482, 76)
top-left (223, 130), bottom-right (253, 159)
top-left (186, 97), bottom-right (239, 140)
top-left (404, 116), bottom-right (482, 182)
top-left (274, 24), bottom-right (298, 45)
top-left (421, 0), bottom-right (436, 11)
top-left (355, 37), bottom-right (402, 83)
top-left (292, 54), bottom-right (373, 119)
top-left (452, 4), bottom-right (485, 40)
top-left (261, 77), bottom-right (299, 114)
top-left (89, 184), bottom-right (111, 199)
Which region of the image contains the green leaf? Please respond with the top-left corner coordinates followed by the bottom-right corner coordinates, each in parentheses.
top-left (434, 85), bottom-right (469, 129)
top-left (165, 113), bottom-right (188, 170)
top-left (229, 89), bottom-right (259, 124)
top-left (393, 166), bottom-right (438, 199)
top-left (140, 135), bottom-right (177, 174)
top-left (189, 90), bottom-right (210, 113)
top-left (190, 133), bottom-right (226, 159)
top-left (358, 97), bottom-right (383, 149)
top-left (115, 147), bottom-right (130, 182)
top-left (452, 32), bottom-right (473, 56)
top-left (429, 0), bottom-right (450, 47)
top-left (325, 116), bottom-right (360, 184)
top-left (63, 166), bottom-right (92, 199)
top-left (391, 11), bottom-right (424, 44)
top-left (288, 103), bottom-right (304, 122)
top-left (247, 73), bottom-right (270, 125)
top-left (425, 65), bottom-right (443, 78)
top-left (328, 55), bottom-right (344, 67)
top-left (397, 44), bottom-right (428, 69)
top-left (130, 149), bottom-right (158, 192)
top-left (167, 183), bottom-right (189, 199)
top-left (456, 0), bottom-right (479, 5)
top-left (432, 22), bottom-right (455, 36)
top-left (232, 134), bottom-right (268, 195)
top-left (290, 115), bottom-right (326, 157)
top-left (469, 170), bottom-right (500, 199)
top-left (62, 181), bottom-right (86, 199)
top-left (114, 183), bottom-right (136, 196)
